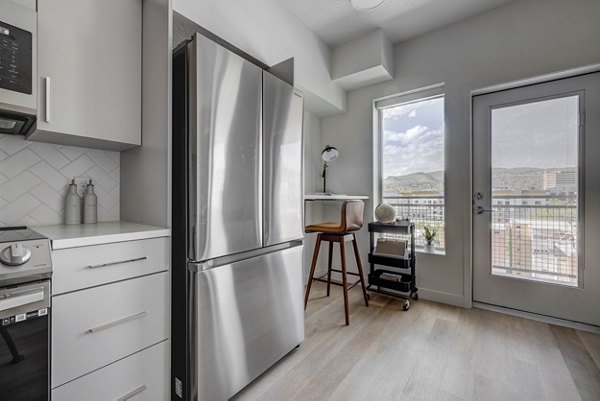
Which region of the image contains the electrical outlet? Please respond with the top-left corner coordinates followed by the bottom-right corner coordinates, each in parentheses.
top-left (74, 175), bottom-right (91, 196)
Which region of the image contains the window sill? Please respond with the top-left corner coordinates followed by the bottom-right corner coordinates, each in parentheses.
top-left (416, 247), bottom-right (446, 256)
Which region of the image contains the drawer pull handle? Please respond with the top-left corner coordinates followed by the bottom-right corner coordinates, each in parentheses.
top-left (86, 311), bottom-right (147, 334)
top-left (86, 256), bottom-right (148, 270)
top-left (117, 384), bottom-right (147, 401)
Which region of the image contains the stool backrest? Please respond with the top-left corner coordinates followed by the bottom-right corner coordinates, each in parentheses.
top-left (341, 200), bottom-right (364, 232)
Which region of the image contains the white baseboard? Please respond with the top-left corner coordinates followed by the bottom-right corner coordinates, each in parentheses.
top-left (308, 271), bottom-right (466, 308)
top-left (417, 288), bottom-right (465, 307)
top-left (473, 302), bottom-right (600, 334)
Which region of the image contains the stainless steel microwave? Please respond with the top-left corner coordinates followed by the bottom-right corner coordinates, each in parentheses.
top-left (0, 1), bottom-right (36, 136)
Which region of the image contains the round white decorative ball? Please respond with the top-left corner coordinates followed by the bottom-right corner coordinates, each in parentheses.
top-left (374, 203), bottom-right (395, 224)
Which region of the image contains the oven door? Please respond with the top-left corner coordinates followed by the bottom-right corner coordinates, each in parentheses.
top-left (0, 281), bottom-right (50, 401)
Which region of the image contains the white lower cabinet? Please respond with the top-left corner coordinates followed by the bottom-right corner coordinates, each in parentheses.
top-left (51, 340), bottom-right (169, 401)
top-left (51, 272), bottom-right (169, 387)
top-left (52, 237), bottom-right (170, 295)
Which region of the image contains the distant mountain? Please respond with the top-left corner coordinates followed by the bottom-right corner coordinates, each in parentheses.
top-left (384, 167), bottom-right (576, 194)
top-left (384, 171), bottom-right (443, 193)
top-left (491, 167), bottom-right (575, 191)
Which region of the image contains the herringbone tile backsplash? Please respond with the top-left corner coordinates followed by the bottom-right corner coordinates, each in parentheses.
top-left (0, 134), bottom-right (120, 226)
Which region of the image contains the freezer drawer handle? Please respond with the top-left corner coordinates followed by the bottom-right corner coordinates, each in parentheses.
top-left (0, 288), bottom-right (45, 312)
top-left (86, 311), bottom-right (147, 334)
top-left (86, 256), bottom-right (147, 270)
top-left (116, 384), bottom-right (147, 401)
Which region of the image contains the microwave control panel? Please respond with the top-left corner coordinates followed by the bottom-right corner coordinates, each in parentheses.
top-left (0, 20), bottom-right (32, 94)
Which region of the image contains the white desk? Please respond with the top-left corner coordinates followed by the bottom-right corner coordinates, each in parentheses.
top-left (305, 193), bottom-right (369, 201)
top-left (304, 194), bottom-right (369, 226)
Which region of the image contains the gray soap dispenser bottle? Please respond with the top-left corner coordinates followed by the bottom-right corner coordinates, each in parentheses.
top-left (64, 179), bottom-right (81, 225)
top-left (83, 179), bottom-right (98, 224)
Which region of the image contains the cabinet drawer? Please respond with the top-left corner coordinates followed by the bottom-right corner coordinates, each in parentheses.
top-left (52, 272), bottom-right (169, 388)
top-left (52, 237), bottom-right (169, 295)
top-left (52, 340), bottom-right (169, 401)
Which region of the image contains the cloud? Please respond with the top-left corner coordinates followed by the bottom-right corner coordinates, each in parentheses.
top-left (381, 97), bottom-right (444, 177)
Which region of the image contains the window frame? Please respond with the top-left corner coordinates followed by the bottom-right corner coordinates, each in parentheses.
top-left (372, 84), bottom-right (446, 252)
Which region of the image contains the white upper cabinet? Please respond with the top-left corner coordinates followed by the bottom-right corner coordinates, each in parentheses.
top-left (27, 0), bottom-right (142, 151)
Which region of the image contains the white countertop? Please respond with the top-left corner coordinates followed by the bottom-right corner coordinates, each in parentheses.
top-left (32, 221), bottom-right (171, 250)
top-left (305, 193), bottom-right (369, 201)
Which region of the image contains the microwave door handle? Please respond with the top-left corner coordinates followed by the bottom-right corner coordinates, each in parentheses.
top-left (44, 77), bottom-right (51, 123)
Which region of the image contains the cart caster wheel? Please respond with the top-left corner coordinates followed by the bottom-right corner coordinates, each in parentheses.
top-left (402, 300), bottom-right (410, 311)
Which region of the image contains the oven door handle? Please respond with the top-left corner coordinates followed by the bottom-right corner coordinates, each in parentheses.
top-left (0, 288), bottom-right (45, 312)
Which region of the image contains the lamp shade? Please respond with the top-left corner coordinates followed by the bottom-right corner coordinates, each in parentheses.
top-left (321, 145), bottom-right (339, 162)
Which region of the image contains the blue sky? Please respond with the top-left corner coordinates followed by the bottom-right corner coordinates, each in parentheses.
top-left (382, 97), bottom-right (444, 178)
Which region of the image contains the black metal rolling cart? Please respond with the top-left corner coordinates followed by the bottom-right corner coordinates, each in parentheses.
top-left (367, 222), bottom-right (418, 311)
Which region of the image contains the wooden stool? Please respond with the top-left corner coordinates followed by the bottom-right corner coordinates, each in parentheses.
top-left (304, 200), bottom-right (369, 325)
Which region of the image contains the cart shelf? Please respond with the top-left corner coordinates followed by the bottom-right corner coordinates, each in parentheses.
top-left (367, 222), bottom-right (418, 310)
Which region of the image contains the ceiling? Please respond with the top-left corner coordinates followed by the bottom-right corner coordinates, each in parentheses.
top-left (278, 0), bottom-right (517, 47)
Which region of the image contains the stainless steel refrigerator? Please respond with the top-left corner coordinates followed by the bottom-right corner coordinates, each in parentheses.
top-left (172, 33), bottom-right (305, 401)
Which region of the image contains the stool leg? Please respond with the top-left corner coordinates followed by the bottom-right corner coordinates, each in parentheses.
top-left (304, 234), bottom-right (322, 309)
top-left (326, 241), bottom-right (333, 297)
top-left (340, 239), bottom-right (350, 326)
top-left (352, 233), bottom-right (369, 307)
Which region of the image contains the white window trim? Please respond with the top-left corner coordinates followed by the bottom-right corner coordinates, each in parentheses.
top-left (372, 84), bottom-right (446, 253)
top-left (372, 83), bottom-right (445, 209)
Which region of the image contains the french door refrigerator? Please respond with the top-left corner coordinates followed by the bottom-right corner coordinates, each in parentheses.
top-left (172, 33), bottom-right (305, 401)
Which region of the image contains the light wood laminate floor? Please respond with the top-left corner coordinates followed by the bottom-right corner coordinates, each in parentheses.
top-left (233, 282), bottom-right (600, 401)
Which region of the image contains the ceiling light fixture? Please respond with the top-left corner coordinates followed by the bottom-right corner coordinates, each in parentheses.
top-left (351, 0), bottom-right (385, 11)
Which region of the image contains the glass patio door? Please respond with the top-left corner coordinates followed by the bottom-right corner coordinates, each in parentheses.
top-left (472, 72), bottom-right (600, 327)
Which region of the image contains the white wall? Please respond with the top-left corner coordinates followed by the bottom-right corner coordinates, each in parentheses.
top-left (321, 0), bottom-right (600, 306)
top-left (173, 0), bottom-right (346, 116)
top-left (303, 111), bottom-right (324, 282)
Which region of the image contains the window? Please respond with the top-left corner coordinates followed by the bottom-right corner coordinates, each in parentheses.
top-left (375, 87), bottom-right (445, 251)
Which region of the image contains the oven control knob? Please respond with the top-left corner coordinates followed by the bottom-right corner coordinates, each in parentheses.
top-left (0, 243), bottom-right (32, 266)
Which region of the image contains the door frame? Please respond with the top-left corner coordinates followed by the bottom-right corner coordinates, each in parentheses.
top-left (466, 63), bottom-right (600, 314)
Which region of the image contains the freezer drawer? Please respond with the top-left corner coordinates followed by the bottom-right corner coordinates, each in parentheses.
top-left (191, 246), bottom-right (304, 400)
top-left (263, 71), bottom-right (304, 247)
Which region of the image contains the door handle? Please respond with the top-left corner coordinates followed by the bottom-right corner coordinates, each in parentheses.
top-left (473, 206), bottom-right (493, 215)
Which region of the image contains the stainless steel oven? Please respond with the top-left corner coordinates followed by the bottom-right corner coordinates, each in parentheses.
top-left (0, 227), bottom-right (52, 401)
top-left (0, 281), bottom-right (50, 401)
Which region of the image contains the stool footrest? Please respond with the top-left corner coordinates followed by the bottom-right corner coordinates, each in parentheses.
top-left (328, 268), bottom-right (360, 277)
top-left (314, 274), bottom-right (361, 290)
